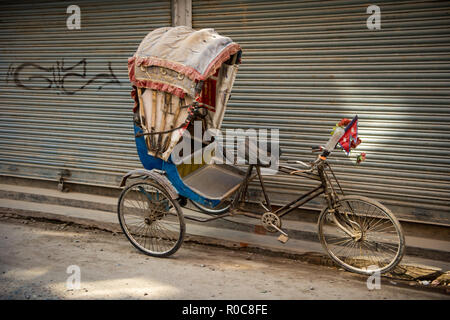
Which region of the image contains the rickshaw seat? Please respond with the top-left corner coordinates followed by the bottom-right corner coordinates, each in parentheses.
top-left (181, 164), bottom-right (245, 200)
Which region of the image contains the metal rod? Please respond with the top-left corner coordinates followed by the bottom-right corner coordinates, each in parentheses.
top-left (278, 165), bottom-right (321, 181)
top-left (232, 164), bottom-right (254, 208)
top-left (256, 165), bottom-right (271, 210)
top-left (232, 209), bottom-right (262, 219)
top-left (273, 184), bottom-right (323, 215)
top-left (275, 185), bottom-right (325, 218)
top-left (317, 164), bottom-right (333, 210)
top-left (184, 212), bottom-right (232, 223)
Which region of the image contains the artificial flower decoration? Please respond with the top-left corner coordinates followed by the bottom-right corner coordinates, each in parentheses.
top-left (356, 152), bottom-right (366, 164)
top-left (338, 118), bottom-right (351, 127)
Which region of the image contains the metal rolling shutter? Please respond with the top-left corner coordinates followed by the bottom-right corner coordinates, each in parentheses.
top-left (0, 0), bottom-right (170, 186)
top-left (193, 0), bottom-right (450, 225)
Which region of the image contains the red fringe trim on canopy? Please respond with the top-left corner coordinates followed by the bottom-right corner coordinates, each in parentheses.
top-left (128, 57), bottom-right (187, 99)
top-left (128, 42), bottom-right (241, 109)
top-left (130, 43), bottom-right (241, 82)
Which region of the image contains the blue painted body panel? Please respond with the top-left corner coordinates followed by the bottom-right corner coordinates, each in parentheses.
top-left (134, 124), bottom-right (220, 207)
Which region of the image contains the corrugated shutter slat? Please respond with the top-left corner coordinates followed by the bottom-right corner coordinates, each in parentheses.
top-left (193, 0), bottom-right (450, 225)
top-left (0, 0), bottom-right (171, 186)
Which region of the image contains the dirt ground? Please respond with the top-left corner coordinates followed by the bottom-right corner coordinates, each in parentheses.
top-left (0, 215), bottom-right (447, 300)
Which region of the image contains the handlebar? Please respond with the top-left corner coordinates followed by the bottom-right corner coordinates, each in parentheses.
top-left (288, 126), bottom-right (346, 170)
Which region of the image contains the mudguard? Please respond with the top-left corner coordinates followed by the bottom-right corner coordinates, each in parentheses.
top-left (119, 168), bottom-right (179, 200)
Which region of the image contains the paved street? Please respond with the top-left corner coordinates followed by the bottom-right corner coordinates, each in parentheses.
top-left (0, 215), bottom-right (447, 300)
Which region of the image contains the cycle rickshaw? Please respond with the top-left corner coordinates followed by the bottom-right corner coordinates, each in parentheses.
top-left (119, 26), bottom-right (405, 275)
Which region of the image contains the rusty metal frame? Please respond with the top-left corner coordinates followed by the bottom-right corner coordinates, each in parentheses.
top-left (184, 162), bottom-right (335, 223)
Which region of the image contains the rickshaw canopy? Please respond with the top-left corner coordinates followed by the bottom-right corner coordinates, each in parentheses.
top-left (128, 26), bottom-right (242, 161)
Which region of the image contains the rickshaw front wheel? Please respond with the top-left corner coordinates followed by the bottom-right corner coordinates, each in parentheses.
top-left (118, 181), bottom-right (185, 257)
top-left (317, 195), bottom-right (405, 275)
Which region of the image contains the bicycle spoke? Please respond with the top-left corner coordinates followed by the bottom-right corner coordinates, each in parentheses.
top-left (118, 182), bottom-right (184, 257)
top-left (319, 197), bottom-right (404, 275)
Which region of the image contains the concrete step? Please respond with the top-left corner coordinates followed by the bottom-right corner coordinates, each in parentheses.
top-left (0, 197), bottom-right (323, 256)
top-left (0, 183), bottom-right (449, 270)
top-left (0, 183), bottom-right (117, 213)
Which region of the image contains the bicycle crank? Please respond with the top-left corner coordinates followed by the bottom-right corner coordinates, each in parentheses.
top-left (261, 212), bottom-right (290, 244)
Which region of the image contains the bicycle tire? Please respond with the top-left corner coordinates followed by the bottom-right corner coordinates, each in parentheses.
top-left (317, 195), bottom-right (405, 275)
top-left (118, 180), bottom-right (185, 257)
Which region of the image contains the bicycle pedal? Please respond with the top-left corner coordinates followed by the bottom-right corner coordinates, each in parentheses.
top-left (278, 234), bottom-right (289, 243)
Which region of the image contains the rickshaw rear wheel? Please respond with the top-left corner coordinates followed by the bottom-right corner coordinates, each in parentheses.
top-left (118, 181), bottom-right (185, 257)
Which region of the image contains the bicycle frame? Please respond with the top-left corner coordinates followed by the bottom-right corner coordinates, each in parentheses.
top-left (229, 163), bottom-right (325, 218)
top-left (184, 160), bottom-right (358, 238)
